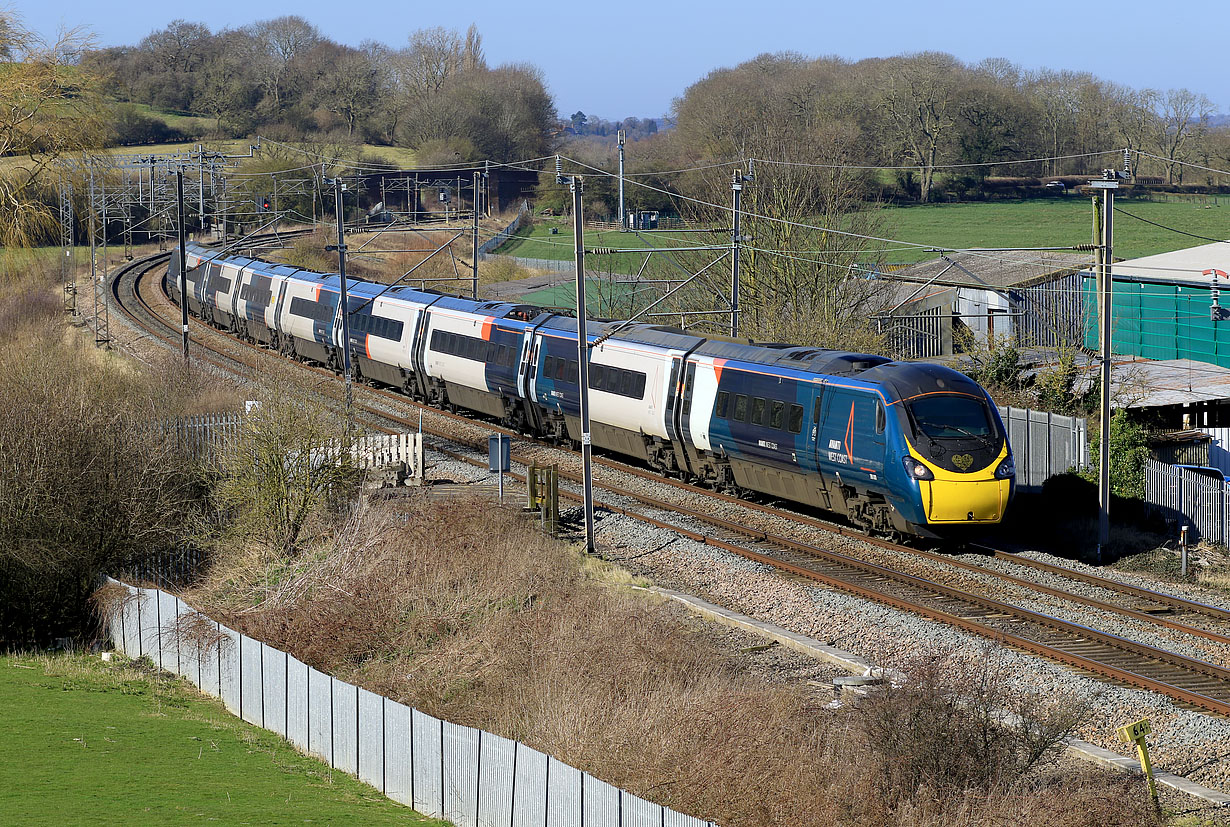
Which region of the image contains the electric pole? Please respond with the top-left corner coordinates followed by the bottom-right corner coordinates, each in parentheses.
top-left (557, 158), bottom-right (595, 554)
top-left (326, 178), bottom-right (353, 424)
top-left (617, 129), bottom-right (626, 231)
top-left (472, 171), bottom-right (480, 299)
top-left (1090, 171), bottom-right (1118, 561)
top-left (731, 169), bottom-right (743, 337)
top-left (177, 167), bottom-right (190, 362)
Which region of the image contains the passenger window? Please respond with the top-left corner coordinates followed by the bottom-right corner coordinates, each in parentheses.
top-left (733, 395), bottom-right (748, 422)
top-left (543, 355), bottom-right (555, 376)
top-left (566, 360), bottom-right (579, 384)
top-left (769, 401), bottom-right (784, 430)
top-left (788, 404), bottom-right (804, 434)
top-left (630, 373), bottom-right (646, 400)
top-left (591, 364), bottom-right (605, 390)
top-left (555, 357), bottom-right (567, 380)
top-left (750, 397), bottom-right (766, 426)
top-left (715, 391), bottom-right (729, 418)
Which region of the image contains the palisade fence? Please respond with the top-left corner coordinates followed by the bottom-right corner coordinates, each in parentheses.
top-left (135, 412), bottom-right (244, 467)
top-left (1143, 459), bottom-right (1229, 544)
top-left (995, 405), bottom-right (1088, 489)
top-left (477, 201), bottom-right (530, 260)
top-left (103, 579), bottom-right (715, 827)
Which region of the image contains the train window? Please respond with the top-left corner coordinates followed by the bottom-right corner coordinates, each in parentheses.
top-left (733, 394), bottom-right (748, 422)
top-left (630, 372), bottom-right (646, 400)
top-left (788, 404), bottom-right (804, 434)
top-left (715, 391), bottom-right (729, 418)
top-left (555, 358), bottom-right (567, 380)
top-left (566, 360), bottom-right (579, 384)
top-left (813, 397), bottom-right (823, 426)
top-left (591, 364), bottom-right (606, 391)
top-left (875, 402), bottom-right (885, 434)
top-left (543, 355), bottom-right (556, 377)
top-left (289, 296), bottom-right (333, 323)
top-left (769, 400), bottom-right (784, 430)
top-left (750, 397), bottom-right (766, 426)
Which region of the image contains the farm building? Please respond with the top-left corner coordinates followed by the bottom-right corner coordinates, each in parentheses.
top-left (875, 250), bottom-right (1089, 358)
top-left (1082, 241), bottom-right (1230, 369)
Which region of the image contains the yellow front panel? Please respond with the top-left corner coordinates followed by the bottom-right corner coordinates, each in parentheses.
top-left (910, 442), bottom-right (1011, 524)
top-left (922, 478), bottom-right (1009, 522)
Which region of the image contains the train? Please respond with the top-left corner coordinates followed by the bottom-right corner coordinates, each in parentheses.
top-left (168, 242), bottom-right (1015, 540)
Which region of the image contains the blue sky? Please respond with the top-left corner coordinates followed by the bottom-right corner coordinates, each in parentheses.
top-left (23, 0), bottom-right (1230, 121)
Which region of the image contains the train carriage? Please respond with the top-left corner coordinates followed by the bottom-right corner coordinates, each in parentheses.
top-left (167, 245), bottom-right (1015, 541)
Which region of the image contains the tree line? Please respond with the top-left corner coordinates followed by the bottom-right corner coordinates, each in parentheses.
top-left (83, 18), bottom-right (556, 164)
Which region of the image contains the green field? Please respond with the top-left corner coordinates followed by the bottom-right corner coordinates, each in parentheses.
top-left (497, 198), bottom-right (1230, 269)
top-left (881, 197), bottom-right (1230, 262)
top-left (0, 653), bottom-right (447, 826)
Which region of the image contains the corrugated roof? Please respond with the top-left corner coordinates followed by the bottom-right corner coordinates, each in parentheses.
top-left (887, 250), bottom-right (1090, 290)
top-left (1112, 241), bottom-right (1230, 286)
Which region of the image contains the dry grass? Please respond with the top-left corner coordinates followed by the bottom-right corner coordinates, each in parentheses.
top-left (187, 494), bottom-right (1165, 827)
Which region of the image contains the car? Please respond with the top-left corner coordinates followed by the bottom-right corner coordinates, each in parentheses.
top-left (1045, 181), bottom-right (1065, 190)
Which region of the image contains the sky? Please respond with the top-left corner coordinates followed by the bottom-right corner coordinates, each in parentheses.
top-left (22, 0), bottom-right (1230, 121)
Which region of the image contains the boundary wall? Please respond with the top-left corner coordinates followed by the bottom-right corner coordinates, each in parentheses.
top-left (104, 579), bottom-right (716, 827)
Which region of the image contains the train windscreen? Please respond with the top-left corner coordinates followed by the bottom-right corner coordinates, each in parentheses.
top-left (907, 395), bottom-right (994, 441)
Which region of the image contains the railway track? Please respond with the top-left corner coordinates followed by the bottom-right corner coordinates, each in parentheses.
top-left (107, 244), bottom-right (1230, 718)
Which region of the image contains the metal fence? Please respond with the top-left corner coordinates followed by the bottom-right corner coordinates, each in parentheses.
top-left (136, 412), bottom-right (243, 467)
top-left (996, 405), bottom-right (1088, 489)
top-left (477, 202), bottom-right (529, 260)
top-left (103, 580), bottom-right (717, 827)
top-left (1143, 459), bottom-right (1229, 544)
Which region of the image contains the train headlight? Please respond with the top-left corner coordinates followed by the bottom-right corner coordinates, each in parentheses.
top-left (995, 456), bottom-right (1015, 479)
top-left (902, 457), bottom-right (934, 481)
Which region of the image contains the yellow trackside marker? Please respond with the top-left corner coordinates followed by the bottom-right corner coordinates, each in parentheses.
top-left (1116, 719), bottom-right (1157, 807)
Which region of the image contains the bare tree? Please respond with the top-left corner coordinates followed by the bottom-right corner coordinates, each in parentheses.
top-left (0, 10), bottom-right (107, 246)
top-left (246, 15), bottom-right (320, 113)
top-left (875, 52), bottom-right (961, 202)
top-left (1157, 87), bottom-right (1214, 184)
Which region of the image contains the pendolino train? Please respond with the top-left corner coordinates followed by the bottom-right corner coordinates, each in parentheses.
top-left (169, 243), bottom-right (1015, 539)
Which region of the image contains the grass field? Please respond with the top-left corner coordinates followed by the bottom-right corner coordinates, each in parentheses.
top-left (0, 653), bottom-right (448, 826)
top-left (496, 197), bottom-right (1230, 268)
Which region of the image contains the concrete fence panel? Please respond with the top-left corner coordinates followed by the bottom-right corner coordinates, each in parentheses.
top-left (120, 587), bottom-right (142, 658)
top-left (137, 588), bottom-right (160, 664)
top-left (443, 722), bottom-right (481, 825)
top-left (199, 622), bottom-right (221, 699)
top-left (262, 646), bottom-right (288, 738)
top-left (547, 758), bottom-right (582, 827)
top-left (623, 792), bottom-right (665, 827)
top-left (307, 667), bottom-right (333, 763)
top-left (383, 699), bottom-right (413, 807)
top-left (240, 635), bottom-right (264, 726)
top-left (217, 625), bottom-right (241, 716)
top-left (285, 655), bottom-right (310, 752)
top-left (511, 743), bottom-right (549, 827)
top-left (583, 775), bottom-right (621, 826)
top-left (358, 688), bottom-right (385, 791)
top-left (333, 679), bottom-right (360, 776)
top-left (476, 731), bottom-right (517, 827)
top-left (412, 708), bottom-right (444, 818)
top-left (157, 591), bottom-right (180, 673)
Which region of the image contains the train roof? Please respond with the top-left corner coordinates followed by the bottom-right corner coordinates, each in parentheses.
top-left (859, 361), bottom-right (985, 401)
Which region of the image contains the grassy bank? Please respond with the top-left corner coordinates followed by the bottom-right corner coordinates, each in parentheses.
top-left (495, 198), bottom-right (1230, 268)
top-left (0, 653), bottom-right (447, 825)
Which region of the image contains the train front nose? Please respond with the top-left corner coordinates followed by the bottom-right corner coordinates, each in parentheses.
top-left (920, 476), bottom-right (1011, 523)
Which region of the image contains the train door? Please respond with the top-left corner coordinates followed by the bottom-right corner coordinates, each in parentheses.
top-left (663, 355), bottom-right (694, 475)
top-left (817, 388), bottom-right (886, 482)
top-left (677, 360), bottom-right (700, 470)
